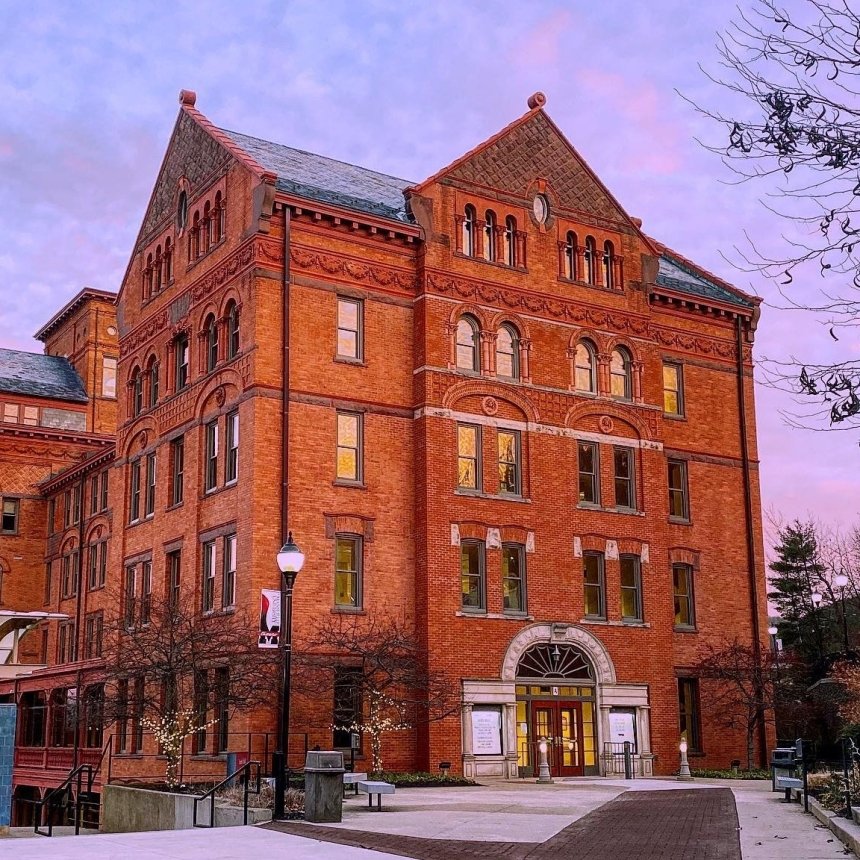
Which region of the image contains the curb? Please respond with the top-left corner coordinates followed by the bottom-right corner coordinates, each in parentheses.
top-left (806, 795), bottom-right (860, 856)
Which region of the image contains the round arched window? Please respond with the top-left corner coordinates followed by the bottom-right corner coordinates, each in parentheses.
top-left (177, 190), bottom-right (188, 230)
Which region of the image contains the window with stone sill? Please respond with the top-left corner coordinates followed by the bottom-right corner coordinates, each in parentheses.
top-left (460, 540), bottom-right (485, 611)
top-left (336, 412), bottom-right (362, 483)
top-left (613, 447), bottom-right (636, 510)
top-left (496, 324), bottom-right (520, 379)
top-left (455, 315), bottom-right (480, 372)
top-left (335, 534), bottom-right (362, 609)
top-left (457, 423), bottom-right (481, 491)
top-left (1, 498), bottom-right (19, 534)
top-left (583, 552), bottom-right (605, 620)
top-left (673, 563), bottom-right (696, 629)
top-left (502, 543), bottom-right (526, 613)
top-left (577, 442), bottom-right (599, 505)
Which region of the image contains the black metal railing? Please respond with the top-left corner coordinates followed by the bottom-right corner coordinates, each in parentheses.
top-left (34, 764), bottom-right (98, 837)
top-left (193, 759), bottom-right (261, 828)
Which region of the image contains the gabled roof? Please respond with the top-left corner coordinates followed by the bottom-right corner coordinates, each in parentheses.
top-left (34, 287), bottom-right (116, 341)
top-left (652, 240), bottom-right (759, 310)
top-left (0, 349), bottom-right (88, 403)
top-left (219, 128), bottom-right (415, 223)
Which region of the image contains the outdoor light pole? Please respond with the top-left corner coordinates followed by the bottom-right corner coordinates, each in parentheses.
top-left (273, 532), bottom-right (305, 820)
top-left (835, 572), bottom-right (850, 655)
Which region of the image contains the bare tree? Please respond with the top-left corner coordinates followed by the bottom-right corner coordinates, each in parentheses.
top-left (693, 0), bottom-right (860, 427)
top-left (294, 613), bottom-right (459, 772)
top-left (100, 593), bottom-right (277, 788)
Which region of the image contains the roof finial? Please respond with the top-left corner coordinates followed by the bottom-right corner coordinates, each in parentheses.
top-left (179, 89), bottom-right (197, 107)
top-left (527, 92), bottom-right (547, 110)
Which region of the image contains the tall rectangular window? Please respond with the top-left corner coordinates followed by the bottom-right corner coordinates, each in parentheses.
top-left (132, 676), bottom-right (145, 753)
top-left (613, 447), bottom-right (635, 510)
top-left (498, 429), bottom-right (521, 495)
top-left (225, 411), bottom-right (239, 484)
top-left (124, 565), bottom-right (137, 630)
top-left (222, 534), bottom-right (236, 608)
top-left (44, 561), bottom-right (53, 605)
top-left (205, 420), bottom-right (219, 492)
top-left (502, 543), bottom-right (526, 613)
top-left (333, 668), bottom-right (362, 750)
top-left (457, 424), bottom-right (480, 490)
top-left (668, 459), bottom-right (690, 521)
top-left (61, 551), bottom-right (79, 599)
top-left (202, 540), bottom-right (216, 612)
top-left (90, 474), bottom-right (99, 515)
top-left (57, 621), bottom-right (75, 664)
top-left (216, 667), bottom-right (230, 753)
top-left (144, 453), bottom-right (156, 517)
top-left (620, 555), bottom-right (643, 622)
top-left (336, 297), bottom-right (363, 360)
top-left (673, 563), bottom-right (696, 629)
top-left (88, 543), bottom-right (99, 590)
top-left (577, 442), bottom-right (599, 505)
top-left (1, 499), bottom-right (18, 534)
top-left (167, 549), bottom-right (182, 611)
top-left (336, 412), bottom-right (362, 483)
top-left (663, 362), bottom-right (684, 416)
top-left (583, 552), bottom-right (605, 619)
top-left (460, 541), bottom-right (485, 611)
top-left (129, 460), bottom-right (141, 522)
top-left (47, 498), bottom-right (55, 535)
top-left (100, 470), bottom-right (108, 511)
top-left (678, 678), bottom-right (702, 752)
top-left (85, 612), bottom-right (103, 659)
top-left (140, 561), bottom-right (152, 624)
top-left (170, 436), bottom-right (184, 506)
top-left (335, 535), bottom-right (361, 608)
top-left (88, 541), bottom-right (107, 590)
top-left (63, 489), bottom-right (72, 528)
top-left (193, 670), bottom-right (208, 754)
top-left (72, 485), bottom-right (81, 524)
top-left (102, 357), bottom-right (117, 398)
top-left (117, 680), bottom-right (129, 753)
top-left (175, 334), bottom-right (189, 390)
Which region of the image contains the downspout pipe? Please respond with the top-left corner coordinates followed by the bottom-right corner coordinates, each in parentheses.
top-left (281, 204), bottom-right (291, 548)
top-left (736, 314), bottom-right (767, 767)
top-left (73, 475), bottom-right (86, 769)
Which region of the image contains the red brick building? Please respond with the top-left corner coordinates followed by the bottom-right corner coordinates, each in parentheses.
top-left (1, 89), bottom-right (770, 816)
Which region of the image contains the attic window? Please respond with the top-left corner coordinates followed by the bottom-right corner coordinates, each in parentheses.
top-left (177, 191), bottom-right (188, 230)
top-left (532, 194), bottom-right (549, 225)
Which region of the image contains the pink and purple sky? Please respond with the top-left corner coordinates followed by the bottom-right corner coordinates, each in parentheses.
top-left (0, 1), bottom-right (854, 536)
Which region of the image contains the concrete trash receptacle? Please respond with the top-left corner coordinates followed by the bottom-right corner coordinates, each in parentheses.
top-left (304, 750), bottom-right (346, 822)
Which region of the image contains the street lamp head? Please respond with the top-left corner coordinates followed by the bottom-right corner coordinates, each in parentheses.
top-left (835, 573), bottom-right (850, 588)
top-left (811, 591), bottom-right (823, 605)
top-left (679, 739), bottom-right (688, 754)
top-left (277, 532), bottom-right (305, 581)
top-left (768, 625), bottom-right (778, 636)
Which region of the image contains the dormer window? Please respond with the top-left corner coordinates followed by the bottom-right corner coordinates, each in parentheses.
top-left (462, 205), bottom-right (476, 257)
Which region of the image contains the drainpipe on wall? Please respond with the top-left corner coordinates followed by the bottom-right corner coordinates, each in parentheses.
top-left (736, 314), bottom-right (767, 767)
top-left (73, 475), bottom-right (86, 770)
top-left (281, 204), bottom-right (291, 547)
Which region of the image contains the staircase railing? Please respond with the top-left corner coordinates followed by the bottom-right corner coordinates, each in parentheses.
top-left (34, 763), bottom-right (95, 837)
top-left (193, 759), bottom-right (261, 828)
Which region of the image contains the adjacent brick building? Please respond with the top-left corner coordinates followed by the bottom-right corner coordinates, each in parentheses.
top-left (0, 89), bottom-right (771, 820)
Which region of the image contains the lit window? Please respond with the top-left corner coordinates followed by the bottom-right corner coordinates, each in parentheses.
top-left (502, 544), bottom-right (526, 613)
top-left (577, 442), bottom-right (599, 505)
top-left (498, 430), bottom-right (521, 495)
top-left (337, 297), bottom-right (362, 360)
top-left (460, 541), bottom-right (485, 611)
top-left (620, 555), bottom-right (642, 621)
top-left (574, 341), bottom-right (596, 393)
top-left (336, 412), bottom-right (362, 483)
top-left (610, 348), bottom-right (632, 400)
top-left (663, 363), bottom-right (684, 416)
top-left (613, 447), bottom-right (635, 510)
top-left (583, 552), bottom-right (605, 619)
top-left (335, 535), bottom-right (361, 608)
top-left (484, 211), bottom-right (497, 262)
top-left (673, 564), bottom-right (695, 628)
top-left (456, 316), bottom-right (480, 372)
top-left (668, 459), bottom-right (690, 521)
top-left (102, 358), bottom-right (117, 398)
top-left (457, 424), bottom-right (480, 491)
top-left (496, 324), bottom-right (519, 379)
top-left (462, 205), bottom-right (476, 256)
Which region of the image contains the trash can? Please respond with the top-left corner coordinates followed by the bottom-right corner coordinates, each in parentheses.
top-left (771, 747), bottom-right (795, 792)
top-left (303, 750), bottom-right (346, 822)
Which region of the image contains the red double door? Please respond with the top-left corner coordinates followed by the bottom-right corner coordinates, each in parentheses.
top-left (531, 701), bottom-right (584, 777)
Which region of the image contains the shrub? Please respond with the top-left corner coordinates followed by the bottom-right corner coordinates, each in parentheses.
top-left (690, 768), bottom-right (771, 780)
top-left (371, 771), bottom-right (477, 787)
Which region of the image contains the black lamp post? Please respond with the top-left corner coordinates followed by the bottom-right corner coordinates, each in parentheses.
top-left (273, 532), bottom-right (304, 820)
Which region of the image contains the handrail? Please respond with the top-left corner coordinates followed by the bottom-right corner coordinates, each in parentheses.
top-left (34, 763), bottom-right (95, 837)
top-left (193, 760), bottom-right (261, 828)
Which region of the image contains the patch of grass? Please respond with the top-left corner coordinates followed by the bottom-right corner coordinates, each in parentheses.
top-left (371, 771), bottom-right (477, 787)
top-left (690, 768), bottom-right (771, 780)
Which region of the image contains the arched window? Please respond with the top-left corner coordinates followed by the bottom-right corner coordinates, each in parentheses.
top-left (154, 246), bottom-right (163, 293)
top-left (164, 237), bottom-right (173, 283)
top-left (203, 201), bottom-right (212, 253)
top-left (455, 315), bottom-right (480, 371)
top-left (564, 232), bottom-right (577, 280)
top-left (192, 211), bottom-right (200, 259)
top-left (517, 643), bottom-right (594, 680)
top-left (484, 211), bottom-right (497, 262)
top-left (143, 254), bottom-right (153, 299)
top-left (610, 347), bottom-right (632, 400)
top-left (147, 357), bottom-right (159, 408)
top-left (131, 368), bottom-right (143, 417)
top-left (226, 302), bottom-right (240, 359)
top-left (496, 324), bottom-right (519, 379)
top-left (504, 216), bottom-right (517, 266)
top-left (205, 314), bottom-right (219, 372)
top-left (584, 236), bottom-right (597, 285)
top-left (462, 205), bottom-right (476, 257)
top-left (574, 340), bottom-right (596, 393)
top-left (603, 240), bottom-right (615, 289)
top-left (215, 191), bottom-right (224, 242)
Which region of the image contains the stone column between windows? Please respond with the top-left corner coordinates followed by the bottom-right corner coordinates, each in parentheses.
top-left (597, 353), bottom-right (612, 396)
top-left (515, 231), bottom-right (527, 268)
top-left (632, 360), bottom-right (645, 403)
top-left (166, 341), bottom-right (176, 392)
top-left (557, 241), bottom-right (566, 278)
top-left (519, 339), bottom-right (532, 383)
top-left (480, 331), bottom-right (494, 377)
top-left (566, 346), bottom-right (577, 390)
top-left (454, 215), bottom-right (464, 254)
top-left (475, 221), bottom-right (486, 259)
top-left (493, 225), bottom-right (505, 264)
top-left (445, 323), bottom-right (457, 370)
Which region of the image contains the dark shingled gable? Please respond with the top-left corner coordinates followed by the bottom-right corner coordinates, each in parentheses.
top-left (219, 127), bottom-right (415, 223)
top-left (0, 348), bottom-right (88, 403)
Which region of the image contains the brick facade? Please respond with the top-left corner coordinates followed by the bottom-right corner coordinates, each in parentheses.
top-left (0, 92), bottom-right (772, 817)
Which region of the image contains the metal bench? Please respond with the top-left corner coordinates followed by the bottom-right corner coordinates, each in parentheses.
top-left (358, 780), bottom-right (395, 810)
top-left (776, 775), bottom-right (803, 801)
top-left (343, 771), bottom-right (368, 797)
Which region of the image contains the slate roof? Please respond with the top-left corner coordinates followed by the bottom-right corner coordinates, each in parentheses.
top-left (219, 128), bottom-right (415, 223)
top-left (656, 254), bottom-right (756, 309)
top-left (0, 349), bottom-right (88, 403)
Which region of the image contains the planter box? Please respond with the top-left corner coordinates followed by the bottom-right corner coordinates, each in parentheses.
top-left (101, 784), bottom-right (271, 832)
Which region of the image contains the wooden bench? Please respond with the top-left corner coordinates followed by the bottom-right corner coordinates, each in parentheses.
top-left (776, 775), bottom-right (803, 802)
top-left (358, 780), bottom-right (395, 810)
top-left (343, 771), bottom-right (368, 797)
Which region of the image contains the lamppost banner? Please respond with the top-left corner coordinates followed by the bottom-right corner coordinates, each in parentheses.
top-left (258, 588), bottom-right (281, 648)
